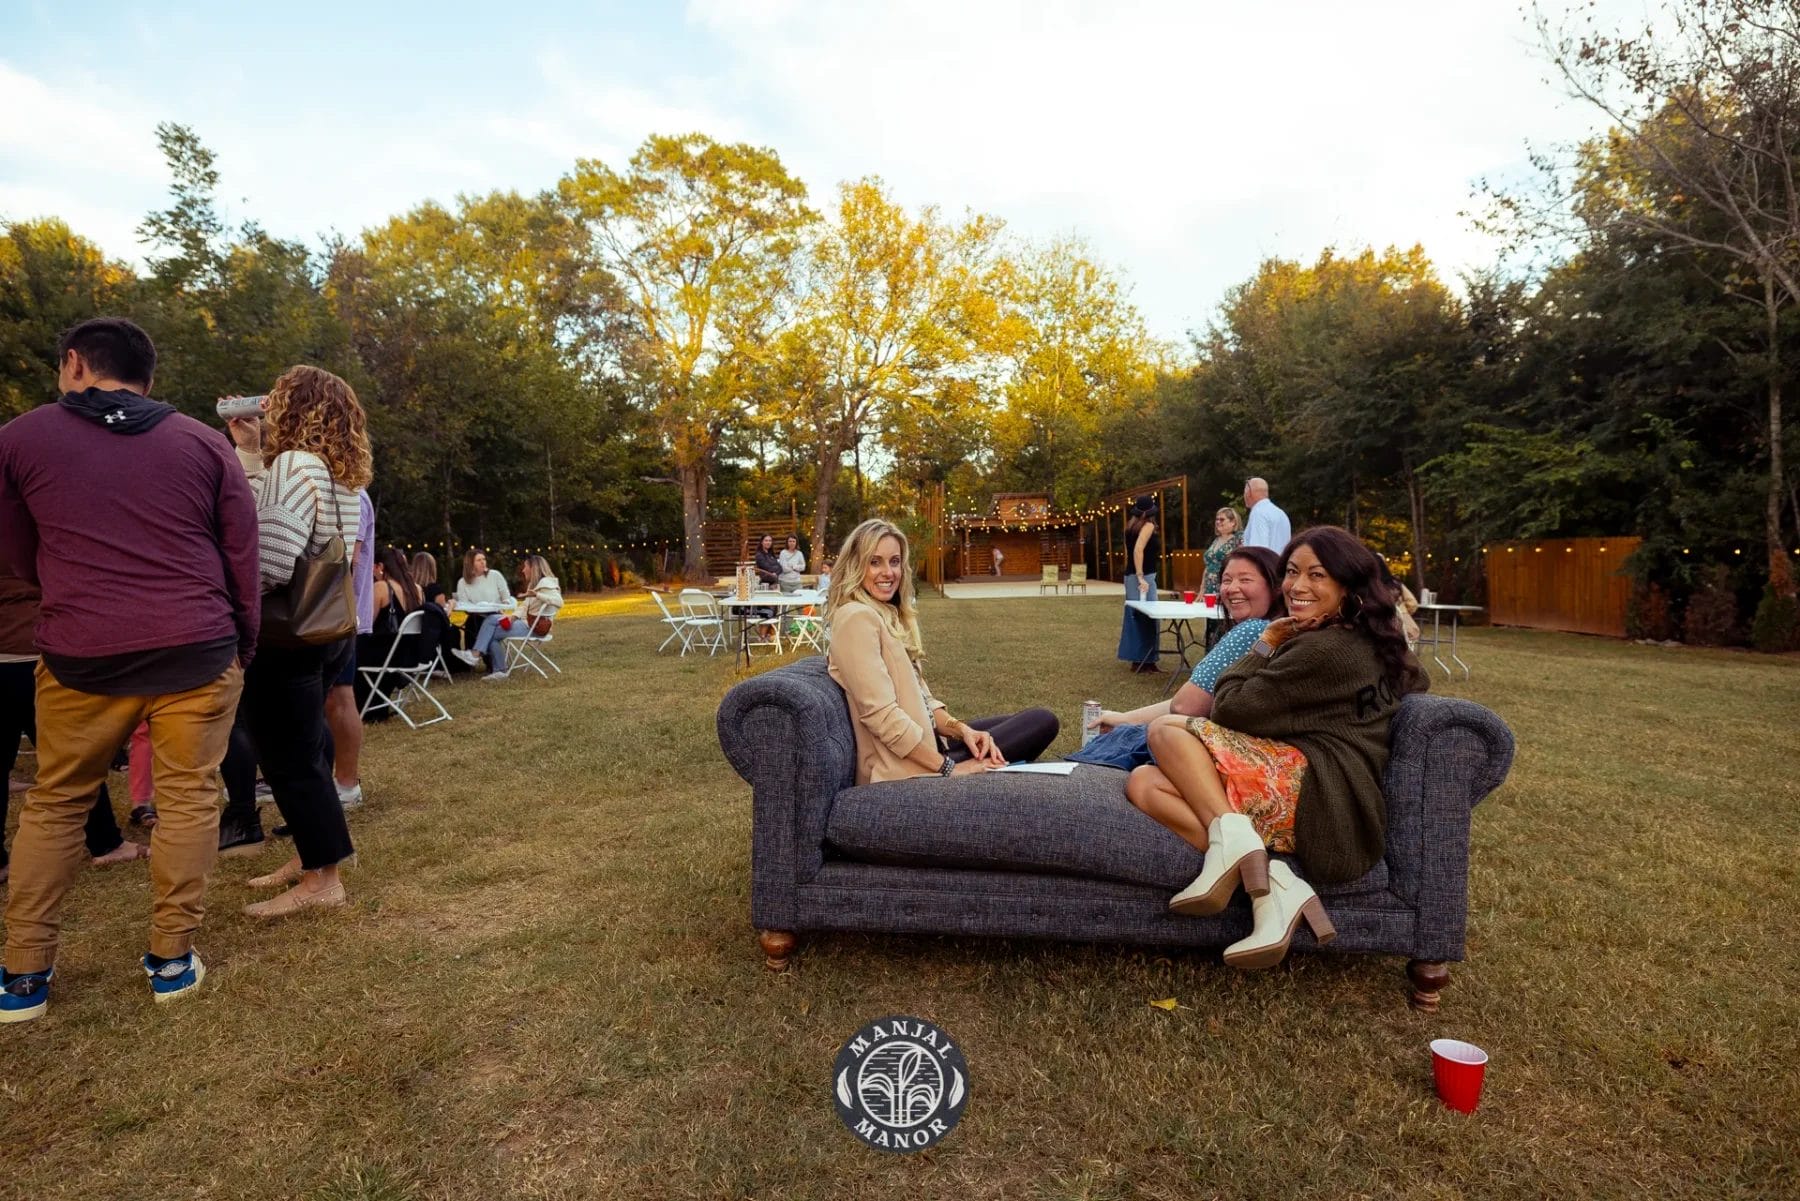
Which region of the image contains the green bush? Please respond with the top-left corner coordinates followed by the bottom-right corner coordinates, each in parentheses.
top-left (1681, 565), bottom-right (1740, 647)
top-left (1750, 586), bottom-right (1800, 653)
top-left (1626, 581), bottom-right (1678, 641)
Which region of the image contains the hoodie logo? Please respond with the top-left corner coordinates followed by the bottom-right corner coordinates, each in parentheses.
top-left (103, 411), bottom-right (126, 425)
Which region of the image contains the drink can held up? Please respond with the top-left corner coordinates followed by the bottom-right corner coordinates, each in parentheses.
top-left (1081, 700), bottom-right (1102, 747)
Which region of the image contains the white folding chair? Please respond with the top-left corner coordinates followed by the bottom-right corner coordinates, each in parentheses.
top-left (358, 610), bottom-right (451, 729)
top-left (740, 594), bottom-right (784, 656)
top-left (787, 602), bottom-right (826, 653)
top-left (651, 589), bottom-right (693, 653)
top-left (678, 589), bottom-right (729, 656)
top-left (500, 605), bottom-right (563, 678)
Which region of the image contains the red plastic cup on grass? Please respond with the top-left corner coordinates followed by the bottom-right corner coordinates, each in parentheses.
top-left (1202, 592), bottom-right (1219, 609)
top-left (1181, 590), bottom-right (1197, 604)
top-left (1430, 1038), bottom-right (1488, 1113)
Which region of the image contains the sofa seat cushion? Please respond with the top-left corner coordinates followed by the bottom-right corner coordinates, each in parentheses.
top-left (823, 763), bottom-right (1388, 897)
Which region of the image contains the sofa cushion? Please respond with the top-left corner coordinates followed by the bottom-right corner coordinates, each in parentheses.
top-left (823, 763), bottom-right (1388, 896)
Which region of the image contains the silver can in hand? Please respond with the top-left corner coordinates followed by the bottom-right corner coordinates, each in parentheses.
top-left (1081, 699), bottom-right (1102, 747)
top-left (215, 395), bottom-right (265, 420)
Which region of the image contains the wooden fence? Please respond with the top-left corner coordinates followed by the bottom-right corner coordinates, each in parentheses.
top-left (1485, 537), bottom-right (1640, 637)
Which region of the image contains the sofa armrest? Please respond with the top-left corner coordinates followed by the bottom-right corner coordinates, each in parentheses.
top-left (716, 658), bottom-right (857, 928)
top-left (1382, 694), bottom-right (1517, 961)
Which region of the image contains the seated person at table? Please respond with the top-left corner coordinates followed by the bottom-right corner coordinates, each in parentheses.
top-left (450, 549), bottom-right (514, 672)
top-left (1088, 547), bottom-right (1285, 731)
top-left (409, 551), bottom-right (468, 675)
top-left (356, 548), bottom-right (425, 718)
top-left (777, 535), bottom-right (806, 576)
top-left (826, 518), bottom-right (1058, 784)
top-left (1133, 527), bottom-right (1429, 969)
top-left (1378, 556), bottom-right (1421, 650)
top-left (481, 555), bottom-right (562, 681)
top-left (753, 533), bottom-right (783, 587)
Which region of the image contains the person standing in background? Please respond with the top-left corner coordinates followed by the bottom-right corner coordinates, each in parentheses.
top-left (1241, 477), bottom-right (1292, 554)
top-left (1201, 507), bottom-right (1244, 650)
top-left (0, 318), bottom-right (258, 1021)
top-left (227, 364), bottom-right (370, 921)
top-left (1116, 496), bottom-right (1163, 674)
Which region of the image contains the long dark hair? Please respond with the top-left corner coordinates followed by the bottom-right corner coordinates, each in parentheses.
top-left (1278, 526), bottom-right (1423, 695)
top-left (1222, 546), bottom-right (1287, 626)
top-left (380, 547), bottom-right (423, 611)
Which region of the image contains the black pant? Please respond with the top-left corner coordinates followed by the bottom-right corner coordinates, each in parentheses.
top-left (1, 660), bottom-right (124, 866)
top-left (242, 639), bottom-right (354, 871)
top-left (943, 708), bottom-right (1061, 765)
top-left (218, 696), bottom-right (259, 827)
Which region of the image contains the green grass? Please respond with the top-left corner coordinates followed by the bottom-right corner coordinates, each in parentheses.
top-left (3, 595), bottom-right (1797, 1200)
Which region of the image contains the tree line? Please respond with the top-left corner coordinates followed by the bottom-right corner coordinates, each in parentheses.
top-left (1, 0), bottom-right (1794, 647)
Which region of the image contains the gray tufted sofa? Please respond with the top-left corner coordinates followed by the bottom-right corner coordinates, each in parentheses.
top-left (717, 657), bottom-right (1514, 1009)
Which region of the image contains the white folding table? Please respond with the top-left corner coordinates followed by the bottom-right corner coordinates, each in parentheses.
top-left (1416, 603), bottom-right (1483, 680)
top-left (716, 590), bottom-right (826, 668)
top-left (1125, 598), bottom-right (1224, 694)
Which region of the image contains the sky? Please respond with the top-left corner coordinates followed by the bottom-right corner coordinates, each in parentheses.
top-left (0, 0), bottom-right (1641, 343)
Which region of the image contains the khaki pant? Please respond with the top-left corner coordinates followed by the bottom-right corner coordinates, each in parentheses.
top-left (4, 663), bottom-right (243, 973)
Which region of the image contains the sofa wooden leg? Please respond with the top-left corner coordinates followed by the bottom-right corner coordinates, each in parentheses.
top-left (1408, 959), bottom-right (1451, 1012)
top-left (758, 930), bottom-right (796, 971)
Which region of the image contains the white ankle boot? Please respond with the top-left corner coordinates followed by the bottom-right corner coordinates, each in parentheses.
top-left (1222, 860), bottom-right (1336, 969)
top-left (1168, 812), bottom-right (1269, 916)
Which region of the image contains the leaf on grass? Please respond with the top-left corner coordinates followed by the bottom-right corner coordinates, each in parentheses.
top-left (1149, 997), bottom-right (1180, 1011)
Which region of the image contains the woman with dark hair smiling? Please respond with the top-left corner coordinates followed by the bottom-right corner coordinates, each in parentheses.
top-left (1089, 546), bottom-right (1285, 731)
top-left (1134, 526), bottom-right (1429, 968)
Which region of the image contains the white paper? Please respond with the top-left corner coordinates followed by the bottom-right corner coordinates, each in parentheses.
top-left (988, 761), bottom-right (1079, 775)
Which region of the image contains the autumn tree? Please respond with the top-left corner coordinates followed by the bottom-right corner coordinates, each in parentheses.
top-left (0, 219), bottom-right (134, 420)
top-left (1528, 0), bottom-right (1800, 602)
top-left (987, 238), bottom-right (1158, 508)
top-left (775, 177), bottom-right (1004, 565)
top-left (560, 134), bottom-right (813, 576)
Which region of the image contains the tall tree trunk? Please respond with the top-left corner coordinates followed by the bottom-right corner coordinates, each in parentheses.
top-left (680, 459), bottom-right (710, 579)
top-left (1766, 279), bottom-right (1794, 598)
top-left (811, 433), bottom-right (848, 573)
top-left (1403, 457), bottom-right (1429, 590)
top-left (853, 425), bottom-right (865, 521)
top-left (546, 444), bottom-right (557, 544)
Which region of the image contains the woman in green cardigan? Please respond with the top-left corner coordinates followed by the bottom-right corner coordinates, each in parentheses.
top-left (1133, 526), bottom-right (1429, 968)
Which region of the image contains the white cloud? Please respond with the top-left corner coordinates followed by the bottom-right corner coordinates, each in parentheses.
top-left (1, 1), bottom-right (1642, 340)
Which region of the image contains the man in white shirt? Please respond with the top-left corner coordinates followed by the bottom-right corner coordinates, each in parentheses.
top-left (1241, 477), bottom-right (1292, 553)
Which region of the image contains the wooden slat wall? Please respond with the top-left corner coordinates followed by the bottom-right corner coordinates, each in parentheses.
top-left (1485, 537), bottom-right (1640, 637)
top-left (702, 519), bottom-right (800, 577)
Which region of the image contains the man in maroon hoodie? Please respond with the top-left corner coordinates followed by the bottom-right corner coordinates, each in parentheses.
top-left (0, 317), bottom-right (260, 1022)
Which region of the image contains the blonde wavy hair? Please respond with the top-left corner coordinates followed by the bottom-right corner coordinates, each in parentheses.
top-left (522, 554), bottom-right (554, 588)
top-left (826, 518), bottom-right (923, 660)
top-left (263, 365), bottom-right (373, 489)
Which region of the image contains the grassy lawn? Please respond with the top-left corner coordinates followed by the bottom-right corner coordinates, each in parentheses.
top-left (3, 594), bottom-right (1797, 1200)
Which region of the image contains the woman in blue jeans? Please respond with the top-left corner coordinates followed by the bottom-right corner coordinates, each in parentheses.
top-left (1116, 495), bottom-right (1163, 673)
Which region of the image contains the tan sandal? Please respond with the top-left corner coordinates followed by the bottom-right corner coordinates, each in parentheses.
top-left (242, 880), bottom-right (346, 920)
top-left (247, 859), bottom-right (304, 890)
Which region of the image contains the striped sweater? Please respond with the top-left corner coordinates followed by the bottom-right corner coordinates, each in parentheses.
top-left (238, 448), bottom-right (360, 593)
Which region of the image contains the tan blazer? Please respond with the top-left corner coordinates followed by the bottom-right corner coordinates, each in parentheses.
top-left (827, 600), bottom-right (946, 785)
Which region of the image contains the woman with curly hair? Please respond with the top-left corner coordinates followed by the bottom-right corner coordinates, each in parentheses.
top-left (1132, 526), bottom-right (1429, 969)
top-left (224, 365), bottom-right (372, 919)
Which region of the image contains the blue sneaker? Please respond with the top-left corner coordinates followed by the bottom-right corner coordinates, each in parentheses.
top-left (0, 967), bottom-right (53, 1024)
top-left (143, 951), bottom-right (205, 1004)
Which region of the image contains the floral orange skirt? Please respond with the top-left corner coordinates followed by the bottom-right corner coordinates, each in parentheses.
top-left (1182, 718), bottom-right (1305, 852)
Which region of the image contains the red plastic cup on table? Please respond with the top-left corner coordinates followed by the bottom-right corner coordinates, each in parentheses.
top-left (1430, 1038), bottom-right (1488, 1113)
top-left (1203, 592), bottom-right (1219, 609)
top-left (1181, 590), bottom-right (1197, 604)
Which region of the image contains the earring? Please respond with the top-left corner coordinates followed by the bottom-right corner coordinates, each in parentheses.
top-left (1342, 593), bottom-right (1363, 620)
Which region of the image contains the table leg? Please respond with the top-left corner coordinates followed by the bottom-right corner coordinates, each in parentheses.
top-left (1450, 613), bottom-right (1470, 679)
top-left (1430, 610), bottom-right (1452, 680)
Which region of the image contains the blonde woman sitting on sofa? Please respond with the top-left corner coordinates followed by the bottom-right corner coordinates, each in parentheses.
top-left (826, 518), bottom-right (1058, 785)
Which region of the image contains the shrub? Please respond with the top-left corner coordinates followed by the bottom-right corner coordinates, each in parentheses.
top-left (1681, 566), bottom-right (1740, 646)
top-left (1626, 581), bottom-right (1677, 641)
top-left (1750, 586), bottom-right (1800, 653)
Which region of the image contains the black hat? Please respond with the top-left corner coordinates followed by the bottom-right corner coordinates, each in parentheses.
top-left (1131, 496), bottom-right (1156, 514)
